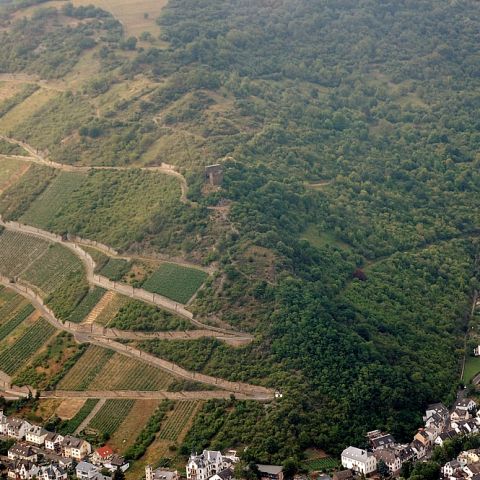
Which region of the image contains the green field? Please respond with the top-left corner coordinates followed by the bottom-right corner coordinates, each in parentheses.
top-left (88, 399), bottom-right (135, 435)
top-left (303, 458), bottom-right (340, 472)
top-left (21, 169), bottom-right (182, 250)
top-left (463, 356), bottom-right (480, 383)
top-left (20, 171), bottom-right (86, 228)
top-left (0, 317), bottom-right (56, 375)
top-left (142, 263), bottom-right (208, 303)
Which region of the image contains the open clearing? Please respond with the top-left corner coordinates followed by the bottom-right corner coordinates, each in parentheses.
top-left (464, 356), bottom-right (480, 383)
top-left (56, 398), bottom-right (86, 419)
top-left (110, 399), bottom-right (160, 452)
top-left (71, 0), bottom-right (168, 37)
top-left (0, 89), bottom-right (57, 132)
top-left (0, 158), bottom-right (29, 194)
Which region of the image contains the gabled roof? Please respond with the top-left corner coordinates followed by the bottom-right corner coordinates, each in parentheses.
top-left (257, 465), bottom-right (284, 475)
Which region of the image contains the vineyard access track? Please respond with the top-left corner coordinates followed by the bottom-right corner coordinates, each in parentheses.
top-left (0, 216), bottom-right (250, 342)
top-left (0, 136), bottom-right (189, 204)
top-left (0, 276), bottom-right (274, 401)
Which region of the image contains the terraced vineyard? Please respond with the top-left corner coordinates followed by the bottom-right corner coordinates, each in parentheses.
top-left (57, 345), bottom-right (115, 390)
top-left (86, 353), bottom-right (174, 391)
top-left (142, 263), bottom-right (208, 304)
top-left (20, 243), bottom-right (85, 296)
top-left (20, 171), bottom-right (86, 228)
top-left (59, 399), bottom-right (99, 435)
top-left (157, 400), bottom-right (199, 441)
top-left (0, 230), bottom-right (50, 277)
top-left (67, 286), bottom-right (106, 323)
top-left (0, 304), bottom-right (35, 341)
top-left (0, 317), bottom-right (56, 375)
top-left (88, 399), bottom-right (135, 435)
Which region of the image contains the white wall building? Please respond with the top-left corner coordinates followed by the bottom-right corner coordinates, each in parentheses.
top-left (341, 447), bottom-right (377, 475)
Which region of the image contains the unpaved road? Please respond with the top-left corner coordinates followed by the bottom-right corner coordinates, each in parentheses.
top-left (0, 276), bottom-right (272, 400)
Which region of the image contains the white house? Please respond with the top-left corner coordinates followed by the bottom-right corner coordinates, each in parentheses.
top-left (186, 451), bottom-right (232, 480)
top-left (0, 410), bottom-right (8, 435)
top-left (474, 346), bottom-right (480, 357)
top-left (26, 425), bottom-right (48, 446)
top-left (341, 447), bottom-right (377, 475)
top-left (456, 399), bottom-right (477, 413)
top-left (76, 462), bottom-right (100, 480)
top-left (463, 462), bottom-right (480, 478)
top-left (7, 417), bottom-right (31, 440)
top-left (442, 460), bottom-right (465, 478)
top-left (45, 432), bottom-right (64, 453)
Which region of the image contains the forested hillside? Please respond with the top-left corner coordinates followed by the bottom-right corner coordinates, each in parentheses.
top-left (0, 0), bottom-right (479, 470)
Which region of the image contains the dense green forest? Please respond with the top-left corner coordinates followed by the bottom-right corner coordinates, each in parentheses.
top-left (0, 0), bottom-right (479, 474)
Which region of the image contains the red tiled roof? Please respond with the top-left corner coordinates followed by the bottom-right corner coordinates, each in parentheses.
top-left (96, 446), bottom-right (113, 459)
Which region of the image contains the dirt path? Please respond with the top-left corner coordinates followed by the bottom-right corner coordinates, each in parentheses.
top-left (74, 398), bottom-right (106, 435)
top-left (0, 276), bottom-right (271, 400)
top-left (41, 390), bottom-right (270, 401)
top-left (0, 136), bottom-right (189, 204)
top-left (0, 74), bottom-right (67, 92)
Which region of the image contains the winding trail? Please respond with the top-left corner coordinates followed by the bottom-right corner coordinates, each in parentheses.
top-left (0, 136), bottom-right (189, 204)
top-left (0, 276), bottom-right (273, 400)
top-left (0, 216), bottom-right (249, 340)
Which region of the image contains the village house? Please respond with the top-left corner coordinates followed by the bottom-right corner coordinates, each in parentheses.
top-left (474, 346), bottom-right (480, 357)
top-left (373, 449), bottom-right (401, 474)
top-left (6, 417), bottom-right (31, 440)
top-left (332, 470), bottom-right (354, 480)
top-left (366, 431), bottom-right (395, 451)
top-left (411, 439), bottom-right (427, 460)
top-left (435, 429), bottom-right (457, 447)
top-left (45, 432), bottom-right (64, 453)
top-left (37, 463), bottom-right (68, 480)
top-left (187, 451), bottom-right (234, 480)
top-left (8, 444), bottom-right (38, 463)
top-left (458, 450), bottom-right (480, 465)
top-left (26, 424), bottom-right (48, 446)
top-left (91, 445), bottom-right (114, 465)
top-left (413, 429), bottom-right (432, 448)
top-left (210, 468), bottom-right (235, 480)
top-left (103, 454), bottom-right (129, 473)
top-left (464, 462), bottom-right (480, 478)
top-left (442, 460), bottom-right (465, 478)
top-left (146, 466), bottom-right (179, 480)
top-left (257, 465), bottom-right (284, 480)
top-left (341, 447), bottom-right (377, 475)
top-left (62, 435), bottom-right (91, 460)
top-left (7, 459), bottom-right (40, 480)
top-left (424, 403), bottom-right (449, 424)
